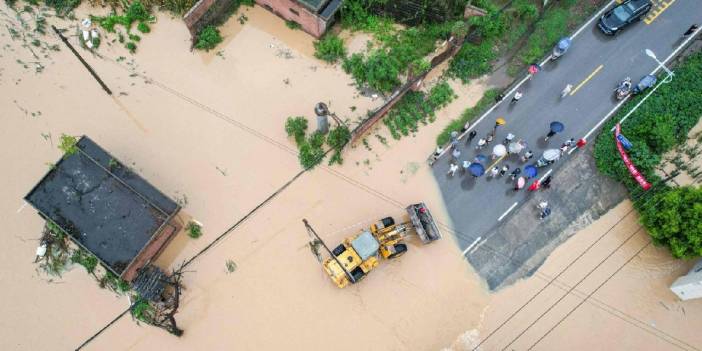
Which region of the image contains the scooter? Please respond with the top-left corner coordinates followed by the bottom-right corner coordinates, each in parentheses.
top-left (551, 37), bottom-right (572, 61)
top-left (633, 74), bottom-right (657, 94)
top-left (614, 77), bottom-right (632, 100)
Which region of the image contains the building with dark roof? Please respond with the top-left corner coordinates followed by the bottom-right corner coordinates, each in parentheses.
top-left (256, 0), bottom-right (343, 38)
top-left (25, 136), bottom-right (181, 282)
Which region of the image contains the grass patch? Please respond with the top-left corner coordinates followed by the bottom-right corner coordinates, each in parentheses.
top-left (286, 20), bottom-right (301, 30)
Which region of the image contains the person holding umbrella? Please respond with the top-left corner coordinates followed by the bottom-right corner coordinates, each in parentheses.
top-left (544, 121), bottom-right (565, 141)
top-left (469, 162), bottom-right (485, 177)
top-left (510, 167), bottom-right (521, 180)
top-left (514, 176), bottom-right (526, 191)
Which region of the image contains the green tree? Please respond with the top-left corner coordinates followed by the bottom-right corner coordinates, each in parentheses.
top-left (285, 116), bottom-right (308, 145)
top-left (640, 186), bottom-right (702, 259)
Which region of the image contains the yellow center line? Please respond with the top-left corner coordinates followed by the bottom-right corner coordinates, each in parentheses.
top-left (570, 64), bottom-right (604, 96)
top-left (487, 154), bottom-right (506, 171)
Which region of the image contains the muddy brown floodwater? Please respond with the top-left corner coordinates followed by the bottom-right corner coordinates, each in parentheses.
top-left (2, 2), bottom-right (699, 351)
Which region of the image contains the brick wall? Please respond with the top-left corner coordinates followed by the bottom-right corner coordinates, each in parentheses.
top-left (255, 0), bottom-right (327, 38)
top-left (184, 0), bottom-right (240, 39)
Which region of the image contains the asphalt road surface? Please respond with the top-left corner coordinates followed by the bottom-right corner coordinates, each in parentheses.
top-left (432, 0), bottom-right (702, 259)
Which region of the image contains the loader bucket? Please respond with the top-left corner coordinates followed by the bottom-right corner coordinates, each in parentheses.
top-left (406, 203), bottom-right (442, 244)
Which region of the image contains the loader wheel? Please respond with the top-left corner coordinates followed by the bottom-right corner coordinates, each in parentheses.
top-left (388, 243), bottom-right (407, 259)
top-left (380, 217), bottom-right (395, 227)
top-left (332, 244), bottom-right (346, 257)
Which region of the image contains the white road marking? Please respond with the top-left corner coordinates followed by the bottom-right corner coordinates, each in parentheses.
top-left (16, 202), bottom-right (27, 213)
top-left (578, 27), bottom-right (702, 145)
top-left (469, 238), bottom-right (488, 255)
top-left (462, 236), bottom-right (482, 256)
top-left (498, 202), bottom-right (519, 222)
top-left (435, 0), bottom-right (617, 162)
top-left (538, 169), bottom-right (553, 183)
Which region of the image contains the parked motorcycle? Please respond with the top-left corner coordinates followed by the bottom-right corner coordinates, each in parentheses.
top-left (551, 37), bottom-right (572, 60)
top-left (633, 74), bottom-right (657, 94)
top-left (614, 77), bottom-right (632, 100)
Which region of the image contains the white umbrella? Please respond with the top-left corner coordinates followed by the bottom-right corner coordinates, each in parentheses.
top-left (492, 144), bottom-right (507, 157)
top-left (543, 149), bottom-right (561, 161)
top-left (508, 142), bottom-right (524, 154)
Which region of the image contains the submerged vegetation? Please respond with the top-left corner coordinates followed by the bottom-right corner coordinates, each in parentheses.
top-left (186, 221), bottom-right (203, 239)
top-left (284, 116), bottom-right (352, 168)
top-left (195, 25), bottom-right (222, 51)
top-left (314, 35), bottom-right (346, 63)
top-left (91, 1), bottom-right (154, 53)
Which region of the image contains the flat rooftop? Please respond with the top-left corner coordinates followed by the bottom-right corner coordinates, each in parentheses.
top-left (25, 136), bottom-right (179, 276)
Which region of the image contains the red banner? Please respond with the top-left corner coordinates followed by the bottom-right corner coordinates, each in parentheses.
top-left (614, 124), bottom-right (651, 190)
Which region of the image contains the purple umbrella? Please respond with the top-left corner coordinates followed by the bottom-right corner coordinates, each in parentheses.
top-left (469, 163), bottom-right (485, 177)
top-left (524, 165), bottom-right (538, 178)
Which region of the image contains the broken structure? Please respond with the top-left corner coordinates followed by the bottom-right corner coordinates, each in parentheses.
top-left (256, 0), bottom-right (342, 38)
top-left (25, 136), bottom-right (181, 283)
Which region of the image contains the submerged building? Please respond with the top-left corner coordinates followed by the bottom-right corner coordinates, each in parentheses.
top-left (25, 136), bottom-right (181, 282)
top-left (256, 0), bottom-right (343, 38)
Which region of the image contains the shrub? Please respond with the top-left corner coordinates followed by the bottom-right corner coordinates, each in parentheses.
top-left (58, 134), bottom-right (79, 156)
top-left (383, 81), bottom-right (456, 140)
top-left (125, 41), bottom-right (137, 53)
top-left (285, 116), bottom-right (308, 144)
top-left (327, 125), bottom-right (351, 165)
top-left (137, 22), bottom-right (150, 33)
top-left (314, 35), bottom-right (346, 63)
top-left (286, 20), bottom-right (301, 30)
top-left (518, 8), bottom-right (568, 66)
top-left (44, 0), bottom-right (81, 15)
top-left (299, 140), bottom-right (325, 169)
top-left (640, 187), bottom-right (702, 259)
top-left (71, 249), bottom-right (98, 274)
top-left (195, 25), bottom-right (222, 51)
top-left (186, 221), bottom-right (202, 239)
top-left (449, 41), bottom-right (497, 83)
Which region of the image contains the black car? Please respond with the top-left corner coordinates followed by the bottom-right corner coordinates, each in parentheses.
top-left (597, 0), bottom-right (652, 35)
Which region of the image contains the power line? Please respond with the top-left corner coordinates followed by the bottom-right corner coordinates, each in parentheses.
top-left (469, 174), bottom-right (677, 350)
top-left (526, 241), bottom-right (654, 350)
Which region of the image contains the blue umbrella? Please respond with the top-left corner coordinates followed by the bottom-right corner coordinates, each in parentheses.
top-left (474, 154), bottom-right (488, 163)
top-left (524, 165), bottom-right (538, 178)
top-left (549, 121), bottom-right (565, 133)
top-left (469, 163), bottom-right (485, 177)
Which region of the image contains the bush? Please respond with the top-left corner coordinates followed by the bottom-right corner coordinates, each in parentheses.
top-left (518, 8), bottom-right (568, 66)
top-left (286, 20), bottom-right (301, 30)
top-left (299, 140), bottom-right (325, 169)
top-left (437, 89), bottom-right (500, 146)
top-left (186, 221), bottom-right (202, 239)
top-left (327, 125), bottom-right (351, 165)
top-left (137, 22), bottom-right (150, 33)
top-left (285, 116), bottom-right (308, 144)
top-left (125, 41), bottom-right (137, 53)
top-left (383, 81), bottom-right (456, 140)
top-left (343, 50), bottom-right (400, 93)
top-left (449, 41), bottom-right (497, 83)
top-left (71, 249), bottom-right (98, 274)
top-left (58, 134), bottom-right (78, 156)
top-left (314, 35), bottom-right (346, 63)
top-left (44, 0), bottom-right (81, 15)
top-left (640, 187), bottom-right (702, 259)
top-left (195, 25), bottom-right (223, 51)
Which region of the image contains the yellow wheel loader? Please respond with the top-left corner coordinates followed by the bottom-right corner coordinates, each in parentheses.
top-left (304, 203), bottom-right (441, 288)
